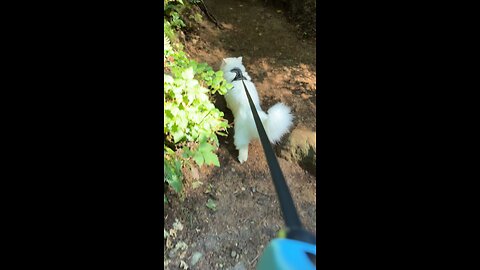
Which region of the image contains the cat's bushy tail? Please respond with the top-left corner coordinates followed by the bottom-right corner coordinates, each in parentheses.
top-left (263, 103), bottom-right (294, 143)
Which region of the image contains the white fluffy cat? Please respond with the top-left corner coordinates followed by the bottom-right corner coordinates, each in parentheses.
top-left (220, 57), bottom-right (293, 163)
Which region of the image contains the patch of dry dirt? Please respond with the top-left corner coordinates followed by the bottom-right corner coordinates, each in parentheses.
top-left (164, 0), bottom-right (316, 269)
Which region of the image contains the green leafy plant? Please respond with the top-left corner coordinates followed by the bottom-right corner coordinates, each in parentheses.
top-left (163, 13), bottom-right (232, 203)
top-left (164, 0), bottom-right (204, 30)
top-left (164, 0), bottom-right (187, 29)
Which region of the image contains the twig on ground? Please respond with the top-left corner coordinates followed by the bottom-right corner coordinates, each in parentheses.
top-left (195, 0), bottom-right (224, 29)
top-left (249, 252), bottom-right (261, 265)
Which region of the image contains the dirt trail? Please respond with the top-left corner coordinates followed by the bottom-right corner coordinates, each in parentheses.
top-left (164, 0), bottom-right (316, 269)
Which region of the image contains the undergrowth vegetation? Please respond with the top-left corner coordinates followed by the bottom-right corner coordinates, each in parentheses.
top-left (164, 0), bottom-right (231, 203)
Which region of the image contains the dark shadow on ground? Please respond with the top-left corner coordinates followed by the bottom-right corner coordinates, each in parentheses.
top-left (186, 0), bottom-right (316, 76)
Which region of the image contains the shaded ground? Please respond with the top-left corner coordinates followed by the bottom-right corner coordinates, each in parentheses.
top-left (164, 0), bottom-right (316, 269)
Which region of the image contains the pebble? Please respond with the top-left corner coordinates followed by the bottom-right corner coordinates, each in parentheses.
top-left (231, 250), bottom-right (237, 258)
top-left (190, 252), bottom-right (203, 266)
top-left (233, 261), bottom-right (247, 270)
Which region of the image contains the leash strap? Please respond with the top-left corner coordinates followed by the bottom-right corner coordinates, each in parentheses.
top-left (238, 78), bottom-right (303, 231)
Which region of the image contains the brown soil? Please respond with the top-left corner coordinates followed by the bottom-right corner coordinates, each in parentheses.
top-left (164, 0), bottom-right (316, 269)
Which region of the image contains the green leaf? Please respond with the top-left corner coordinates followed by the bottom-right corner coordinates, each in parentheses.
top-left (182, 146), bottom-right (193, 158)
top-left (182, 67), bottom-right (195, 80)
top-left (206, 198), bottom-right (216, 211)
top-left (164, 146), bottom-right (175, 155)
top-left (164, 159), bottom-right (182, 193)
top-left (198, 141), bottom-right (214, 153)
top-left (170, 106), bottom-right (179, 116)
top-left (203, 150), bottom-right (220, 166)
top-left (193, 151), bottom-right (204, 166)
top-left (173, 129), bottom-right (185, 143)
top-left (164, 74), bottom-right (174, 84)
top-left (186, 79), bottom-right (198, 89)
top-left (186, 90), bottom-right (196, 105)
top-left (212, 76), bottom-right (222, 86)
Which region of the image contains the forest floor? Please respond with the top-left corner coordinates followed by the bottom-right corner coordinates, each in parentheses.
top-left (164, 0), bottom-right (316, 269)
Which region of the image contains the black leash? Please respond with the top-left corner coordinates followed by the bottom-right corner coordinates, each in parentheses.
top-left (232, 68), bottom-right (316, 244)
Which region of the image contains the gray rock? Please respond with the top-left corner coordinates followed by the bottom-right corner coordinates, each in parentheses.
top-left (231, 250), bottom-right (237, 258)
top-left (190, 252), bottom-right (203, 266)
top-left (168, 250), bottom-right (176, 259)
top-left (279, 128), bottom-right (316, 175)
top-left (233, 261), bottom-right (247, 270)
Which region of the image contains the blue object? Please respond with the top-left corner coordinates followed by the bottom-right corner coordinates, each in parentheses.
top-left (256, 238), bottom-right (316, 270)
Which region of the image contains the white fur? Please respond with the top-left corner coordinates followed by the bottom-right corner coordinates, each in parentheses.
top-left (220, 57), bottom-right (293, 163)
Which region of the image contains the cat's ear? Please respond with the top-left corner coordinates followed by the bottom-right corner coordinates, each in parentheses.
top-left (238, 56), bottom-right (243, 62)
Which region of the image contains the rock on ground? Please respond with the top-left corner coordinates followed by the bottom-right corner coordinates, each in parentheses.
top-left (232, 261), bottom-right (247, 270)
top-left (279, 128), bottom-right (316, 175)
